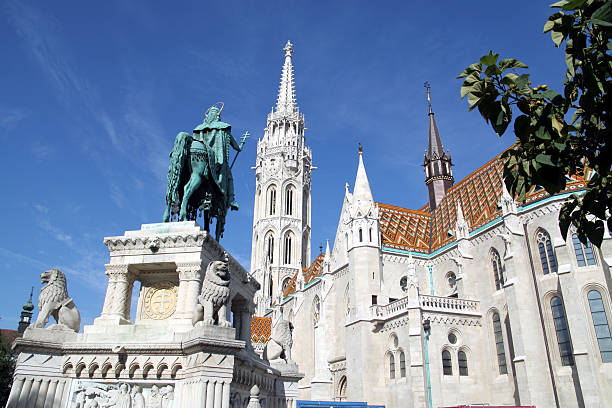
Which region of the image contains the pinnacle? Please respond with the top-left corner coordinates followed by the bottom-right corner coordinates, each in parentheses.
top-left (275, 40), bottom-right (297, 115)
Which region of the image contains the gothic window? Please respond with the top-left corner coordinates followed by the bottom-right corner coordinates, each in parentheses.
top-left (312, 296), bottom-right (320, 326)
top-left (283, 232), bottom-right (293, 264)
top-left (400, 276), bottom-right (408, 292)
top-left (389, 354), bottom-right (395, 379)
top-left (491, 248), bottom-right (504, 290)
top-left (551, 296), bottom-right (574, 366)
top-left (344, 284), bottom-right (350, 316)
top-left (587, 290), bottom-right (612, 363)
top-left (267, 186), bottom-right (277, 216)
top-left (442, 350), bottom-right (452, 375)
top-left (265, 233), bottom-right (274, 264)
top-left (337, 376), bottom-right (347, 401)
top-left (269, 279), bottom-right (273, 298)
top-left (282, 277), bottom-right (292, 295)
top-left (285, 185), bottom-right (294, 216)
top-left (458, 351), bottom-right (468, 376)
top-left (399, 351), bottom-right (406, 378)
top-left (369, 228), bottom-right (373, 242)
top-left (492, 312), bottom-right (508, 374)
top-left (359, 228), bottom-right (363, 242)
top-left (536, 229), bottom-right (558, 274)
top-left (572, 234), bottom-right (596, 267)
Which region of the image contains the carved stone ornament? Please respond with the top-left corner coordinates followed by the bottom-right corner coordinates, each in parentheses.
top-left (32, 268), bottom-right (81, 332)
top-left (143, 281), bottom-right (178, 320)
top-left (69, 380), bottom-right (175, 408)
top-left (192, 252), bottom-right (231, 327)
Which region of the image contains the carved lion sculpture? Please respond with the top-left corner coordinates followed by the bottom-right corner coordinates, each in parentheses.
top-left (192, 252), bottom-right (231, 327)
top-left (263, 319), bottom-right (293, 363)
top-left (32, 268), bottom-right (81, 332)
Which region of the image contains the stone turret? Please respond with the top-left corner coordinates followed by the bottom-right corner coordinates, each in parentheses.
top-left (251, 41), bottom-right (312, 310)
top-left (423, 83), bottom-right (454, 211)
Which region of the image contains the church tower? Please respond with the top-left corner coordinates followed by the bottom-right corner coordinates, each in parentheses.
top-left (17, 287), bottom-right (34, 334)
top-left (251, 41), bottom-right (312, 312)
top-left (423, 83), bottom-right (454, 211)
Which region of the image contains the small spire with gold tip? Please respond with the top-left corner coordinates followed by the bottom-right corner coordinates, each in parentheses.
top-left (358, 142), bottom-right (363, 155)
top-left (424, 81), bottom-right (432, 114)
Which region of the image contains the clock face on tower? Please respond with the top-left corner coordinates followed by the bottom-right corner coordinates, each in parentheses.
top-left (143, 281), bottom-right (178, 320)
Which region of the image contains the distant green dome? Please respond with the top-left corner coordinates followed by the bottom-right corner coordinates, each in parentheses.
top-left (22, 299), bottom-right (34, 312)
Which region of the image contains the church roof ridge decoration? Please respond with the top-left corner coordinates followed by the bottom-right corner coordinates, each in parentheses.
top-left (379, 149), bottom-right (589, 254)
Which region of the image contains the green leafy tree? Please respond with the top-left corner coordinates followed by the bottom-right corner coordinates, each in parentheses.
top-left (0, 335), bottom-right (16, 407)
top-left (458, 0), bottom-right (611, 246)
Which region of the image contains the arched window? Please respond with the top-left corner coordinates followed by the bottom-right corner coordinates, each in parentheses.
top-left (359, 228), bottom-right (363, 242)
top-left (458, 351), bottom-right (468, 376)
top-left (312, 296), bottom-right (320, 326)
top-left (551, 296), bottom-right (574, 366)
top-left (265, 233), bottom-right (274, 264)
top-left (389, 354), bottom-right (395, 379)
top-left (285, 185), bottom-right (294, 216)
top-left (337, 376), bottom-right (347, 401)
top-left (283, 232), bottom-right (293, 264)
top-left (369, 228), bottom-right (373, 242)
top-left (492, 312), bottom-right (508, 374)
top-left (399, 351), bottom-right (406, 378)
top-left (282, 277), bottom-right (292, 295)
top-left (572, 234), bottom-right (596, 267)
top-left (491, 249), bottom-right (504, 290)
top-left (587, 290), bottom-right (612, 363)
top-left (267, 186), bottom-right (277, 216)
top-left (537, 229), bottom-right (558, 274)
top-left (269, 279), bottom-right (273, 298)
top-left (442, 350), bottom-right (452, 375)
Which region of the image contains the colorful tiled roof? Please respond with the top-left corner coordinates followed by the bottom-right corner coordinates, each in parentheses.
top-left (250, 316), bottom-right (271, 344)
top-left (379, 153), bottom-right (590, 254)
top-left (281, 253), bottom-right (326, 299)
top-left (379, 204), bottom-right (431, 253)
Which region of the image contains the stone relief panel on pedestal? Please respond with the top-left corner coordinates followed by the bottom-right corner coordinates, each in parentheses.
top-left (69, 381), bottom-right (175, 408)
top-left (143, 282), bottom-right (178, 320)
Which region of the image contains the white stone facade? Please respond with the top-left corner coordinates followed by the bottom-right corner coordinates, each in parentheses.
top-left (250, 43), bottom-right (612, 408)
top-left (251, 41), bottom-right (312, 314)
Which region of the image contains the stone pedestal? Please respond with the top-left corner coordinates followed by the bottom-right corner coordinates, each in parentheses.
top-left (8, 222), bottom-right (302, 408)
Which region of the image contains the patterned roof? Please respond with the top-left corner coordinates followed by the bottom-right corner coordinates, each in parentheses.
top-left (379, 204), bottom-right (431, 253)
top-left (282, 253), bottom-right (326, 299)
top-left (251, 316), bottom-right (271, 344)
top-left (379, 153), bottom-right (590, 254)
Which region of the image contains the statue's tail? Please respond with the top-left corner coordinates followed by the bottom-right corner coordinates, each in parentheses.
top-left (166, 132), bottom-right (190, 206)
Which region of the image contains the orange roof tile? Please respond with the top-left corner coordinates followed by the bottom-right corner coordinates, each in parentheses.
top-left (379, 152), bottom-right (589, 254)
top-left (250, 316), bottom-right (271, 344)
top-left (281, 253), bottom-right (326, 299)
top-left (378, 203), bottom-right (431, 253)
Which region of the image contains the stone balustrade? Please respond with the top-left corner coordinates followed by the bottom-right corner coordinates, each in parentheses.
top-left (419, 295), bottom-right (480, 315)
top-left (370, 295), bottom-right (481, 320)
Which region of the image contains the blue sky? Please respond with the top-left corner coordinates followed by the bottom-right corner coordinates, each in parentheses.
top-left (0, 0), bottom-right (568, 329)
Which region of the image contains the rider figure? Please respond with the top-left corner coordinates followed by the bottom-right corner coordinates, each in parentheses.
top-left (192, 106), bottom-right (241, 210)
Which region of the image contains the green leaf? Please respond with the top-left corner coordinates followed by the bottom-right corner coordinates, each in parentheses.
top-left (550, 0), bottom-right (569, 8)
top-left (515, 73), bottom-right (530, 90)
top-left (535, 125), bottom-right (552, 140)
top-left (499, 58), bottom-right (528, 70)
top-left (590, 18), bottom-right (612, 27)
top-left (560, 0), bottom-right (586, 11)
top-left (591, 2), bottom-right (612, 23)
top-left (535, 154), bottom-right (555, 166)
top-left (551, 30), bottom-right (566, 47)
top-left (457, 63), bottom-right (483, 79)
top-left (480, 51), bottom-right (499, 66)
top-left (543, 19), bottom-right (555, 33)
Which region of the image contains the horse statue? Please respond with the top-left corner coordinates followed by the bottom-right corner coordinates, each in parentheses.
top-left (163, 103), bottom-right (248, 240)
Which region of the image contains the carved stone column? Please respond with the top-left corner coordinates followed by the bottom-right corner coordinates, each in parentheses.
top-left (232, 301), bottom-right (255, 351)
top-left (176, 262), bottom-right (202, 319)
top-left (97, 264), bottom-right (134, 324)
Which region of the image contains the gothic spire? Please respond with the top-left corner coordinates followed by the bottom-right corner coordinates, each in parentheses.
top-left (275, 40), bottom-right (297, 115)
top-left (425, 82), bottom-right (444, 159)
top-left (353, 144), bottom-right (374, 202)
top-left (423, 82), bottom-right (454, 211)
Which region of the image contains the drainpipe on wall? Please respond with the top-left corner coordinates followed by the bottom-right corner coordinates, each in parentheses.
top-left (428, 265), bottom-right (434, 295)
top-left (423, 318), bottom-right (433, 408)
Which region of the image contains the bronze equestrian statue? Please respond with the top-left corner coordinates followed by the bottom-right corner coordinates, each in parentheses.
top-left (163, 103), bottom-right (248, 241)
